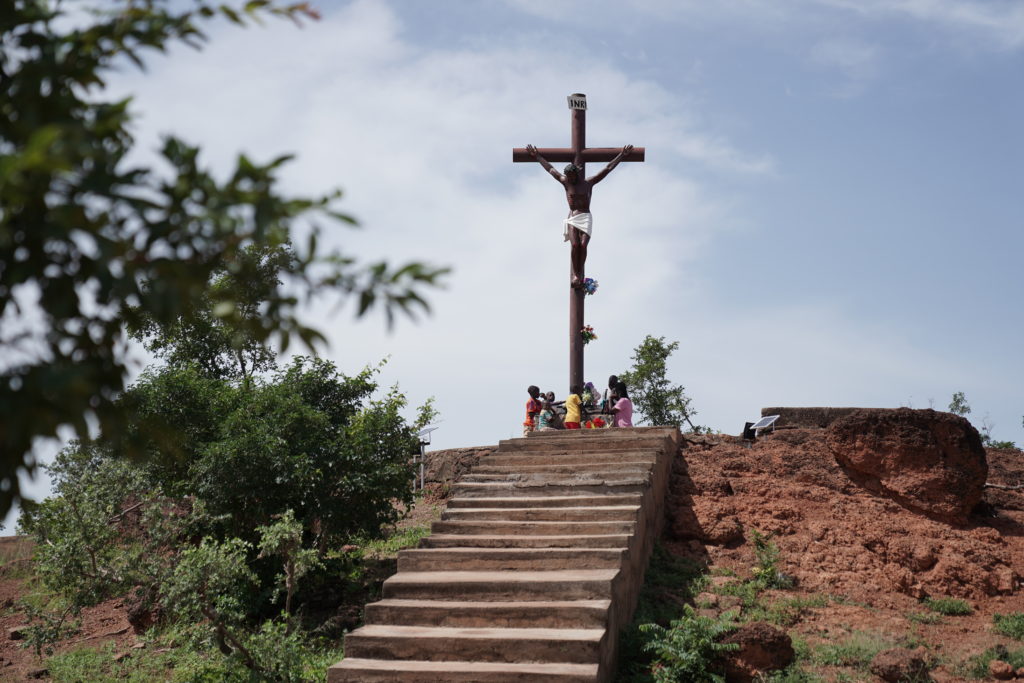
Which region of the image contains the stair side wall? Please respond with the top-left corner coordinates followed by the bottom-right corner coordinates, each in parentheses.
top-left (598, 428), bottom-right (679, 682)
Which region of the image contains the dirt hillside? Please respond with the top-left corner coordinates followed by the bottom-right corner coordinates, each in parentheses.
top-left (663, 408), bottom-right (1024, 681)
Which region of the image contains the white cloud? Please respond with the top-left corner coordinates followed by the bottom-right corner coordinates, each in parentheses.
top-left (96, 0), bottom-right (754, 452)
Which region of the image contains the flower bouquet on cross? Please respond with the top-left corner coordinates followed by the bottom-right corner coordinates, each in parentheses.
top-left (580, 325), bottom-right (597, 345)
top-left (582, 277), bottom-right (598, 295)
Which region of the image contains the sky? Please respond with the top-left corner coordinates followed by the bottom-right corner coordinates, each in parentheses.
top-left (7, 0), bottom-right (1024, 527)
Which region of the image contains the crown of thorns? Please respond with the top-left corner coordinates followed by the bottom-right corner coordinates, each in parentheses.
top-left (563, 163), bottom-right (580, 175)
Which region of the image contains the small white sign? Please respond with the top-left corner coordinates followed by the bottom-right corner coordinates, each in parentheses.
top-left (567, 94), bottom-right (587, 110)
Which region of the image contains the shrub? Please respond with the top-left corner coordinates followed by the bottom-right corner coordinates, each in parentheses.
top-left (994, 613), bottom-right (1024, 640)
top-left (640, 605), bottom-right (739, 683)
top-left (923, 597), bottom-right (972, 616)
top-left (751, 530), bottom-right (795, 590)
top-left (616, 547), bottom-right (707, 681)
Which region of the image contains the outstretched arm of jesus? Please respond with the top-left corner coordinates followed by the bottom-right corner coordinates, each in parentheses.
top-left (588, 144), bottom-right (633, 184)
top-left (526, 144), bottom-right (565, 183)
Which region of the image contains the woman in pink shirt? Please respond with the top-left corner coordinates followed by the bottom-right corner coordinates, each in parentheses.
top-left (611, 380), bottom-right (633, 428)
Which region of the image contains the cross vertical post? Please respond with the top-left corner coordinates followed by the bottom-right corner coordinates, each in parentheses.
top-left (569, 105), bottom-right (586, 391)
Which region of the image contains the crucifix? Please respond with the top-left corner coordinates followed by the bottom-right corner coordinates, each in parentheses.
top-left (513, 93), bottom-right (645, 392)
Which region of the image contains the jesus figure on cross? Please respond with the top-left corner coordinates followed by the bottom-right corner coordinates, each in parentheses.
top-left (525, 143), bottom-right (634, 287)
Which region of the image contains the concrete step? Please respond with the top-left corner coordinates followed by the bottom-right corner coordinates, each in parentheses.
top-left (479, 451), bottom-right (659, 467)
top-left (431, 520), bottom-right (635, 537)
top-left (329, 658), bottom-right (600, 682)
top-left (363, 598), bottom-right (611, 628)
top-left (440, 506), bottom-right (640, 523)
top-left (451, 480), bottom-right (647, 498)
top-left (382, 569), bottom-right (618, 601)
top-left (523, 426), bottom-right (678, 443)
top-left (421, 533), bottom-right (631, 549)
top-left (446, 495), bottom-right (643, 509)
top-left (473, 461), bottom-right (656, 474)
top-left (461, 469), bottom-right (650, 482)
top-left (343, 624), bottom-right (606, 664)
top-left (397, 547), bottom-right (626, 572)
top-left (499, 431), bottom-right (676, 453)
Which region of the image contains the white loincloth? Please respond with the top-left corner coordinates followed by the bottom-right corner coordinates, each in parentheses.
top-left (563, 212), bottom-right (593, 242)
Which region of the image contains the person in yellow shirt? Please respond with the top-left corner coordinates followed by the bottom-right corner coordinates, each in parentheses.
top-left (564, 384), bottom-right (583, 429)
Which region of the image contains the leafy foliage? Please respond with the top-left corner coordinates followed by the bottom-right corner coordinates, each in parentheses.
top-left (616, 546), bottom-right (708, 682)
top-left (20, 352), bottom-right (430, 677)
top-left (620, 335), bottom-right (699, 430)
top-left (994, 612), bottom-right (1024, 640)
top-left (257, 510), bottom-right (323, 621)
top-left (948, 391), bottom-right (971, 417)
top-left (640, 604), bottom-right (739, 683)
top-left (751, 529), bottom-right (795, 589)
top-left (0, 0), bottom-right (446, 515)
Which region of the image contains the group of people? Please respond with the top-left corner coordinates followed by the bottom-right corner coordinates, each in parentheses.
top-left (522, 375), bottom-right (633, 436)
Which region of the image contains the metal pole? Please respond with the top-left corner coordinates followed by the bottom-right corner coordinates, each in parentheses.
top-left (419, 442), bottom-right (425, 491)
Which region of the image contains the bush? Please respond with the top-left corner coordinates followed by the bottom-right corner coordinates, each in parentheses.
top-left (640, 605), bottom-right (739, 683)
top-left (994, 613), bottom-right (1024, 640)
top-left (923, 597), bottom-right (972, 616)
top-left (751, 530), bottom-right (794, 590)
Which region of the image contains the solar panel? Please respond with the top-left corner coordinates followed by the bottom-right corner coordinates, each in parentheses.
top-left (751, 415), bottom-right (780, 436)
top-left (417, 424), bottom-right (440, 443)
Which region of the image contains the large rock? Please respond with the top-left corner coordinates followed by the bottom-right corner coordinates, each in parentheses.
top-left (870, 647), bottom-right (931, 682)
top-left (826, 409), bottom-right (987, 524)
top-left (422, 447), bottom-right (494, 487)
top-left (721, 622), bottom-right (794, 682)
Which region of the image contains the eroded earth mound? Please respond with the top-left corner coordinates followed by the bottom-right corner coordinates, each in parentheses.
top-left (666, 409), bottom-right (1024, 680)
top-left (669, 418), bottom-right (1018, 602)
top-left (826, 408), bottom-right (988, 524)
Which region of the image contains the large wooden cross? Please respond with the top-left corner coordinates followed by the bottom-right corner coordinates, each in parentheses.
top-left (513, 93), bottom-right (645, 393)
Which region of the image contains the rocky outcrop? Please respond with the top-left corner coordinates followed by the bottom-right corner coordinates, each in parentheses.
top-left (870, 647), bottom-right (931, 682)
top-left (721, 622), bottom-right (794, 682)
top-left (826, 408), bottom-right (987, 524)
top-left (422, 447), bottom-right (495, 487)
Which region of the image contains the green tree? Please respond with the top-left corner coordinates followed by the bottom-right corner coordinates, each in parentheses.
top-left (19, 355), bottom-right (430, 672)
top-left (620, 335), bottom-right (700, 430)
top-left (0, 0), bottom-right (446, 515)
top-left (948, 391), bottom-right (971, 417)
top-left (127, 244), bottom-right (294, 381)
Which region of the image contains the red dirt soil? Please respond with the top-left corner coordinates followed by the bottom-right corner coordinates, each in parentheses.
top-left (0, 539), bottom-right (135, 681)
top-left (0, 421), bottom-right (1021, 680)
top-left (667, 426), bottom-right (1024, 680)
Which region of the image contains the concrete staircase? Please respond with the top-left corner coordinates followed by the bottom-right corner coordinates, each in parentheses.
top-left (329, 427), bottom-right (679, 683)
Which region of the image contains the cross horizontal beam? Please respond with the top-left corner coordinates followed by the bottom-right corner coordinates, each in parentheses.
top-left (511, 147), bottom-right (646, 163)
